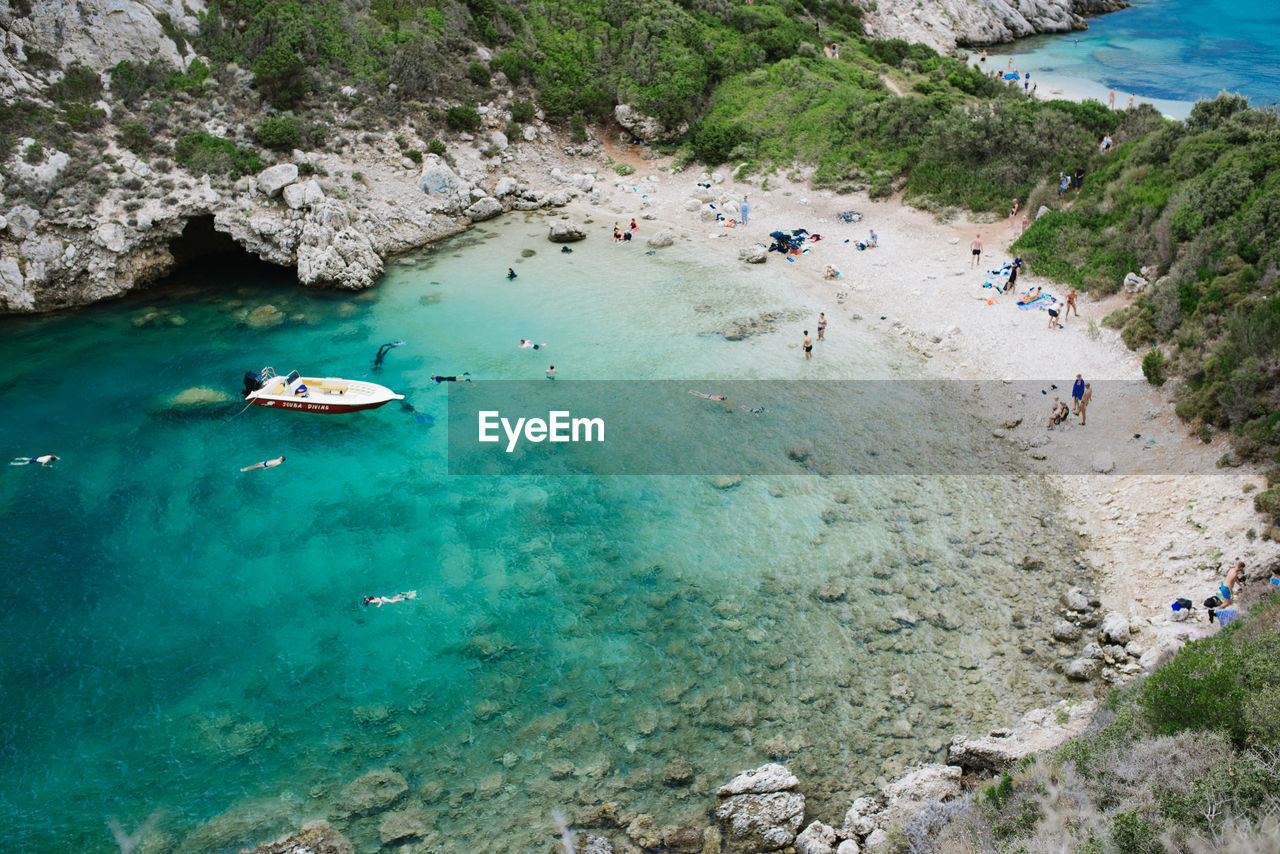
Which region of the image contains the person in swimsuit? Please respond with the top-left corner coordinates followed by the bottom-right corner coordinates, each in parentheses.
top-left (241, 456), bottom-right (285, 472)
top-left (519, 339), bottom-right (544, 350)
top-left (689, 390), bottom-right (726, 401)
top-left (817, 312), bottom-right (827, 341)
top-left (506, 268), bottom-right (517, 280)
top-left (1079, 383), bottom-right (1091, 425)
top-left (546, 365), bottom-right (556, 379)
top-left (363, 591), bottom-right (417, 608)
top-left (10, 454), bottom-right (58, 466)
top-left (431, 373), bottom-right (472, 383)
top-left (374, 341), bottom-right (406, 368)
top-left (1004, 260), bottom-right (1020, 293)
top-left (969, 234), bottom-right (982, 268)
top-left (1047, 302), bottom-right (1061, 329)
top-left (1065, 287), bottom-right (1079, 320)
top-left (629, 219), bottom-right (637, 231)
top-left (803, 330), bottom-right (813, 359)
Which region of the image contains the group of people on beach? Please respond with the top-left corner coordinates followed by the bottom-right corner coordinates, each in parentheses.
top-left (1047, 373), bottom-right (1091, 429)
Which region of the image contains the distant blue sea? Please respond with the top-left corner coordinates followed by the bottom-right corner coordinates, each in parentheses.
top-left (983, 0), bottom-right (1280, 116)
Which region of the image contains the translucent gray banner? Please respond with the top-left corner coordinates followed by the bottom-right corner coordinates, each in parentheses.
top-left (445, 381), bottom-right (1197, 475)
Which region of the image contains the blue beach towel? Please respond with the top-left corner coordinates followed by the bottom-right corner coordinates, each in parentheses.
top-left (1016, 295), bottom-right (1057, 311)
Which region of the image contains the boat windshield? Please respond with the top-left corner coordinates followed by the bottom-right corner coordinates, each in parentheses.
top-left (285, 370), bottom-right (300, 384)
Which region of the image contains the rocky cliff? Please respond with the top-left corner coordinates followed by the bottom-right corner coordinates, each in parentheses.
top-left (862, 0), bottom-right (1130, 54)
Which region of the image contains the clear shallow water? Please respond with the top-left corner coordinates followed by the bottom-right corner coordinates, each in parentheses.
top-left (978, 0), bottom-right (1280, 117)
top-left (0, 215), bottom-right (1092, 853)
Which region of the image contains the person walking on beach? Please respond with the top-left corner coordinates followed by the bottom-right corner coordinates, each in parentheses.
top-left (817, 312), bottom-right (827, 341)
top-left (1064, 286), bottom-right (1079, 321)
top-left (1108, 88), bottom-right (1116, 109)
top-left (241, 455), bottom-right (285, 472)
top-left (1009, 198), bottom-right (1019, 230)
top-left (969, 234), bottom-right (982, 268)
top-left (740, 195), bottom-right (750, 224)
top-left (1078, 382), bottom-right (1091, 425)
top-left (803, 330), bottom-right (813, 359)
top-left (1127, 93), bottom-right (1135, 109)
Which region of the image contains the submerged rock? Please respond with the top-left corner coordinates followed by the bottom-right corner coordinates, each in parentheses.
top-left (794, 820), bottom-right (837, 854)
top-left (378, 809), bottom-right (433, 845)
top-left (334, 768), bottom-right (408, 817)
top-left (718, 763), bottom-right (799, 795)
top-left (242, 820), bottom-right (353, 854)
top-left (245, 304), bottom-right (285, 328)
top-left (167, 387), bottom-right (235, 407)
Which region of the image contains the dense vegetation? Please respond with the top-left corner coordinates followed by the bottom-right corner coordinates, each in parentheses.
top-left (916, 596), bottom-right (1280, 854)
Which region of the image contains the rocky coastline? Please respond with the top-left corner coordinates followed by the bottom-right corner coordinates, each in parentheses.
top-left (861, 0), bottom-right (1131, 55)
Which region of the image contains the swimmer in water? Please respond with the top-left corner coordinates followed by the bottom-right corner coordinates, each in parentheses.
top-left (741, 405), bottom-right (766, 415)
top-left (546, 365), bottom-right (556, 379)
top-left (519, 339), bottom-right (544, 350)
top-left (10, 454), bottom-right (58, 466)
top-left (373, 341), bottom-right (406, 368)
top-left (240, 455), bottom-right (286, 472)
top-left (507, 268), bottom-right (517, 280)
top-left (430, 372), bottom-right (472, 383)
top-left (561, 246), bottom-right (573, 253)
top-left (689, 390), bottom-right (726, 401)
top-left (362, 590), bottom-right (417, 608)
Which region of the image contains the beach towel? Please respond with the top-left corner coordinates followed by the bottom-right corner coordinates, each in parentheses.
top-left (1016, 294), bottom-right (1057, 311)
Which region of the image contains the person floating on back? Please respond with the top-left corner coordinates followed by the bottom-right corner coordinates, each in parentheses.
top-left (10, 454), bottom-right (58, 466)
top-left (241, 456), bottom-right (285, 472)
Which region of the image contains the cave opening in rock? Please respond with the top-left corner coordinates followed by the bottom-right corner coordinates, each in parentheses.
top-left (164, 214), bottom-right (293, 286)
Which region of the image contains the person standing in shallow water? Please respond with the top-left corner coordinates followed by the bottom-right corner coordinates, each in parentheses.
top-left (817, 312), bottom-right (827, 340)
top-left (803, 330), bottom-right (813, 359)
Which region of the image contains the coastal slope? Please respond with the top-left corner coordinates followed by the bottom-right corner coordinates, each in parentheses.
top-left (863, 0), bottom-right (1129, 53)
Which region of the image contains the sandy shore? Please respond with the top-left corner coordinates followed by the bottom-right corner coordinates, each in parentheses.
top-left (560, 147), bottom-right (1280, 654)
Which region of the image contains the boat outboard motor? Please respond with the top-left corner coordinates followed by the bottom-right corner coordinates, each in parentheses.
top-left (242, 371), bottom-right (265, 398)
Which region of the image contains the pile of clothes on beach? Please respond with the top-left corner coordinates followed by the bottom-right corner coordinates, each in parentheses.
top-left (767, 228), bottom-right (824, 257)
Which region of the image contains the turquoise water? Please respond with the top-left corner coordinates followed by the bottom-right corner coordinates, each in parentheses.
top-left (0, 215), bottom-right (1091, 853)
top-left (980, 0), bottom-right (1280, 116)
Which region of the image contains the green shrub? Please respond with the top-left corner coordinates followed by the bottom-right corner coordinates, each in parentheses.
top-left (1254, 486), bottom-right (1280, 523)
top-left (690, 118), bottom-right (744, 165)
top-left (252, 45), bottom-right (308, 107)
top-left (445, 105), bottom-right (481, 132)
top-left (615, 163), bottom-right (635, 176)
top-left (109, 60), bottom-right (168, 106)
top-left (255, 116), bottom-right (301, 151)
top-left (1141, 348), bottom-right (1166, 386)
top-left (570, 112), bottom-right (586, 143)
top-left (46, 64), bottom-right (102, 103)
top-left (1110, 809), bottom-right (1159, 854)
top-left (468, 61), bottom-right (490, 86)
top-left (493, 50), bottom-right (526, 85)
top-left (23, 141), bottom-right (42, 164)
top-left (510, 99), bottom-right (536, 123)
top-left (118, 122), bottom-right (152, 154)
top-left (404, 148), bottom-right (422, 163)
top-left (427, 138), bottom-right (446, 156)
top-left (174, 133), bottom-right (260, 177)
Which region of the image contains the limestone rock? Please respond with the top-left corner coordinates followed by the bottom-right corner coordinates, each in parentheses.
top-left (282, 179), bottom-right (324, 210)
top-left (663, 759), bottom-right (695, 785)
top-left (242, 820), bottom-right (354, 854)
top-left (1140, 626), bottom-right (1196, 672)
top-left (948, 701), bottom-right (1097, 773)
top-left (739, 246), bottom-right (768, 264)
top-left (614, 104), bottom-right (688, 142)
top-left (258, 164), bottom-right (299, 198)
top-left (718, 763), bottom-right (799, 795)
top-left (1059, 588), bottom-right (1089, 612)
top-left (548, 221), bottom-right (586, 243)
top-left (795, 820), bottom-right (837, 854)
top-left (1123, 272), bottom-right (1149, 293)
top-left (494, 176), bottom-right (518, 197)
top-left (1051, 620), bottom-right (1082, 642)
top-left (378, 809), bottom-right (433, 845)
top-left (1065, 657), bottom-right (1101, 681)
top-left (334, 768), bottom-right (408, 817)
top-left (166, 387), bottom-right (234, 407)
top-left (863, 829), bottom-right (892, 853)
top-left (714, 792), bottom-right (805, 851)
top-left (418, 156), bottom-right (471, 214)
top-left (7, 205), bottom-right (39, 240)
top-left (699, 204), bottom-right (719, 223)
top-left (581, 835), bottom-right (614, 854)
top-left (96, 222), bottom-right (127, 253)
top-left (647, 230), bottom-right (675, 248)
top-left (1098, 612), bottom-right (1131, 645)
top-left (837, 841), bottom-right (861, 854)
top-left (489, 130), bottom-right (508, 151)
top-left (0, 256), bottom-right (30, 312)
top-left (465, 196), bottom-right (504, 222)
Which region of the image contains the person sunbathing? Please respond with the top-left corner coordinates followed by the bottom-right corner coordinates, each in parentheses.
top-left (1018, 285), bottom-right (1042, 304)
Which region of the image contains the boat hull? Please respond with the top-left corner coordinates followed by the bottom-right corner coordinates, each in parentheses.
top-left (247, 396), bottom-right (398, 414)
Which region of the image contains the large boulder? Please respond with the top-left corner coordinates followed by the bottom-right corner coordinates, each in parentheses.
top-left (418, 155), bottom-right (471, 214)
top-left (1066, 657), bottom-right (1101, 681)
top-left (297, 225), bottom-right (382, 291)
top-left (1099, 612), bottom-right (1131, 645)
top-left (7, 205), bottom-right (40, 240)
top-left (258, 164), bottom-right (299, 198)
top-left (718, 763), bottom-right (799, 795)
top-left (334, 769), bottom-right (409, 818)
top-left (739, 246), bottom-right (768, 264)
top-left (282, 179), bottom-right (325, 210)
top-left (614, 104), bottom-right (688, 142)
top-left (494, 176), bottom-right (518, 197)
top-left (547, 221), bottom-right (586, 243)
top-left (465, 196), bottom-right (504, 222)
top-left (378, 809), bottom-right (433, 845)
top-left (795, 820), bottom-right (837, 854)
top-left (243, 820), bottom-right (353, 854)
top-left (1051, 620), bottom-right (1082, 642)
top-left (948, 701), bottom-right (1096, 773)
top-left (714, 792), bottom-right (805, 851)
top-left (647, 230), bottom-right (675, 248)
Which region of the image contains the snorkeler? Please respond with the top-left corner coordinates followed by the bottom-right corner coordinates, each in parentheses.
top-left (10, 454), bottom-right (58, 466)
top-left (430, 372), bottom-right (472, 383)
top-left (240, 456), bottom-right (286, 472)
top-left (373, 341), bottom-right (406, 368)
top-left (362, 590), bottom-right (418, 608)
